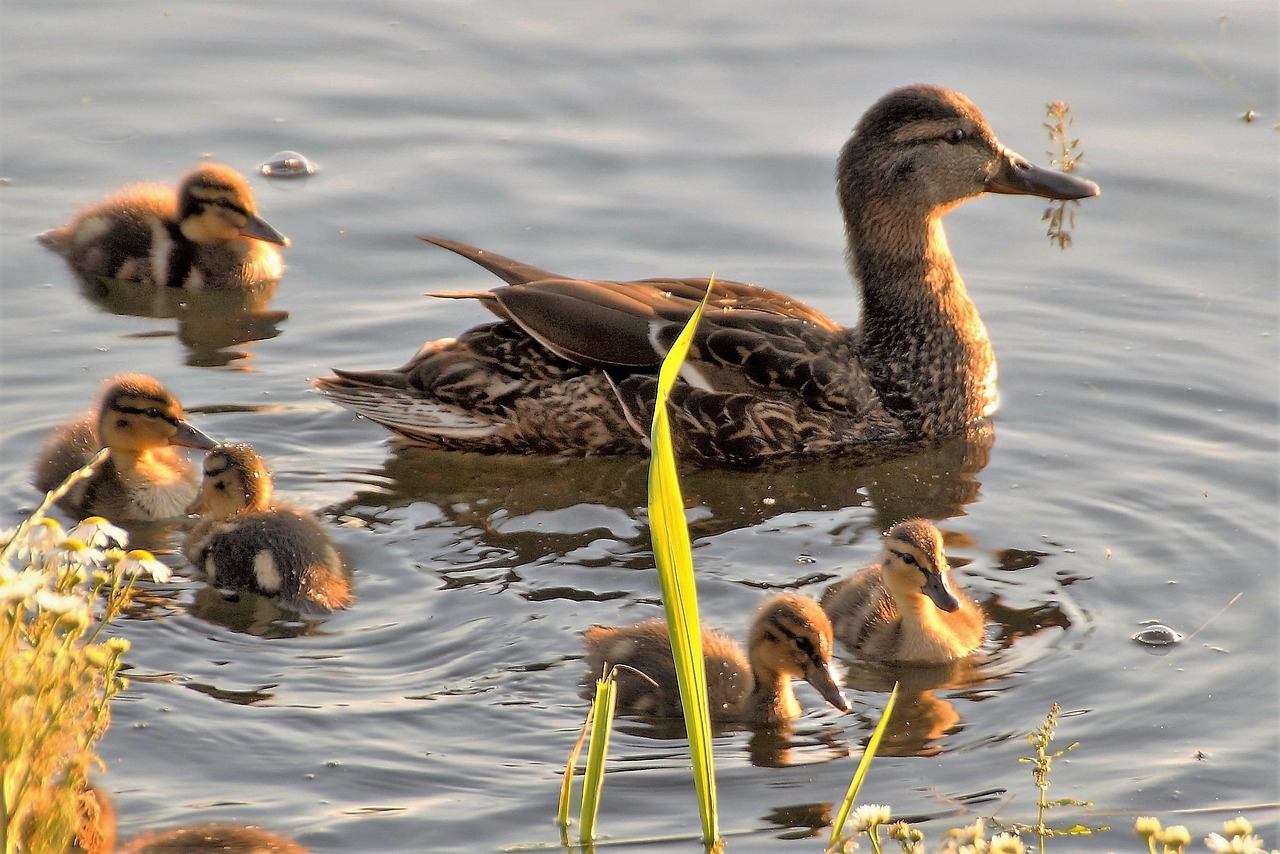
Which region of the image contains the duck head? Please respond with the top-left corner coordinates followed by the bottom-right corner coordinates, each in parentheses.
top-left (96, 374), bottom-right (217, 456)
top-left (838, 84), bottom-right (1099, 231)
top-left (176, 164), bottom-right (289, 247)
top-left (748, 593), bottom-right (850, 712)
top-left (881, 518), bottom-right (962, 613)
top-left (187, 443), bottom-right (273, 517)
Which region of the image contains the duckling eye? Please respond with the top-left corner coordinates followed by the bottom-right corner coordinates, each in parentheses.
top-left (900, 552), bottom-right (918, 566)
top-left (145, 407), bottom-right (163, 418)
top-left (943, 128), bottom-right (966, 144)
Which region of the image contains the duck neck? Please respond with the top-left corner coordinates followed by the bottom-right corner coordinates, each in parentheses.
top-left (742, 660), bottom-right (800, 724)
top-left (847, 209), bottom-right (997, 433)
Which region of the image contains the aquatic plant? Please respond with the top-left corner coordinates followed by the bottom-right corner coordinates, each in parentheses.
top-left (1042, 100), bottom-right (1086, 249)
top-left (0, 451), bottom-right (169, 854)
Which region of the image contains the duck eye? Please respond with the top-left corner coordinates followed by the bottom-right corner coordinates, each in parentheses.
top-left (944, 128), bottom-right (966, 144)
top-left (145, 407), bottom-right (163, 418)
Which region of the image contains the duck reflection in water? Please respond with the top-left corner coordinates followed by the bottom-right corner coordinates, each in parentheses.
top-left (71, 273), bottom-right (289, 368)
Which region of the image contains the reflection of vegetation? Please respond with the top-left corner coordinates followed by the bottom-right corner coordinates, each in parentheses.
top-left (1043, 101), bottom-right (1086, 250)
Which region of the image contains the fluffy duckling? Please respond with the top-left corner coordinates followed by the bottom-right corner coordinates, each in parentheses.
top-left (821, 519), bottom-right (985, 663)
top-left (184, 444), bottom-right (353, 613)
top-left (40, 163), bottom-right (288, 291)
top-left (32, 373), bottom-right (217, 521)
top-left (315, 84), bottom-right (1099, 466)
top-left (583, 592), bottom-right (849, 724)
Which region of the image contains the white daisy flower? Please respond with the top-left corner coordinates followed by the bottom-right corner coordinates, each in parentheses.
top-left (116, 549), bottom-right (172, 584)
top-left (67, 517), bottom-right (129, 550)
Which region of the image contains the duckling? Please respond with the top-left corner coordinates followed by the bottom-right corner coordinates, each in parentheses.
top-left (821, 518), bottom-right (985, 663)
top-left (583, 592), bottom-right (849, 724)
top-left (184, 443), bottom-right (353, 613)
top-left (32, 373), bottom-right (217, 522)
top-left (40, 163), bottom-right (288, 291)
top-left (314, 84), bottom-right (1099, 467)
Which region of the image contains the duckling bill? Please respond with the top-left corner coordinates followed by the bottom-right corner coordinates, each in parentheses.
top-left (40, 163), bottom-right (288, 291)
top-left (315, 84), bottom-right (1099, 467)
top-left (32, 373), bottom-right (217, 522)
top-left (583, 592), bottom-right (849, 724)
top-left (184, 443), bottom-right (353, 613)
top-left (821, 518), bottom-right (985, 664)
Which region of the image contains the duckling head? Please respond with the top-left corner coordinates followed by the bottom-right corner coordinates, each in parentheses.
top-left (187, 443), bottom-right (273, 518)
top-left (837, 85), bottom-right (1100, 235)
top-left (176, 164), bottom-right (289, 248)
top-left (881, 518), bottom-right (961, 613)
top-left (96, 373), bottom-right (217, 456)
top-left (747, 593), bottom-right (850, 713)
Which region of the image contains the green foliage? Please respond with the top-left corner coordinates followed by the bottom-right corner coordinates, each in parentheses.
top-left (647, 282), bottom-right (719, 846)
top-left (827, 682), bottom-right (900, 852)
top-left (1, 450), bottom-right (170, 854)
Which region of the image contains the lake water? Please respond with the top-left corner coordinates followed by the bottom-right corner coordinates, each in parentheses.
top-left (2, 1), bottom-right (1276, 851)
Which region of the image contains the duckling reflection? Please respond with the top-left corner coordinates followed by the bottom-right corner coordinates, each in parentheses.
top-left (32, 373), bottom-right (217, 522)
top-left (40, 163), bottom-right (288, 291)
top-left (822, 519), bottom-right (985, 663)
top-left (71, 272), bottom-right (288, 369)
top-left (185, 444), bottom-right (353, 614)
top-left (583, 593), bottom-right (849, 725)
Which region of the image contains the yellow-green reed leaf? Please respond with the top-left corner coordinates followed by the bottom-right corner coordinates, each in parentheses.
top-left (579, 675), bottom-right (618, 844)
top-left (647, 280), bottom-right (718, 846)
top-left (558, 703), bottom-right (594, 829)
top-left (827, 682), bottom-right (900, 852)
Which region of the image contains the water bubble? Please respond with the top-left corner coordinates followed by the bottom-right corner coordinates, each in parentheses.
top-left (259, 151), bottom-right (316, 178)
top-left (1132, 623), bottom-right (1182, 646)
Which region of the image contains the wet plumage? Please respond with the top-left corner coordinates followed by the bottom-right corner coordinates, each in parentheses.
top-left (40, 163), bottom-right (288, 291)
top-left (32, 373), bottom-right (217, 522)
top-left (582, 592), bottom-right (849, 724)
top-left (184, 444), bottom-right (353, 613)
top-left (315, 85), bottom-right (1099, 467)
top-left (821, 518), bottom-right (985, 663)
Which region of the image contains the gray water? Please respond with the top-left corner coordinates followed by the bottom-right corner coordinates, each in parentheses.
top-left (2, 2), bottom-right (1277, 851)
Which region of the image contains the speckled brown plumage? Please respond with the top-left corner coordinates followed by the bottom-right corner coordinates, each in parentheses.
top-left (31, 373), bottom-right (217, 522)
top-left (40, 163), bottom-right (288, 291)
top-left (582, 592), bottom-right (849, 724)
top-left (185, 444), bottom-right (353, 613)
top-left (821, 518), bottom-right (985, 663)
top-left (315, 85), bottom-right (1099, 466)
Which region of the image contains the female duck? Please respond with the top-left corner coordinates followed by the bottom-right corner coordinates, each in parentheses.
top-left (40, 163), bottom-right (288, 291)
top-left (821, 518), bottom-right (985, 663)
top-left (32, 373), bottom-right (217, 522)
top-left (315, 84), bottom-right (1098, 467)
top-left (184, 443), bottom-right (353, 613)
top-left (583, 592), bottom-right (849, 724)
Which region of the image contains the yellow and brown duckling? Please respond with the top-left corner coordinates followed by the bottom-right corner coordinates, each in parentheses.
top-left (40, 163), bottom-right (288, 291)
top-left (184, 443), bottom-right (353, 613)
top-left (583, 592), bottom-right (849, 724)
top-left (315, 84), bottom-right (1099, 467)
top-left (821, 519), bottom-right (985, 664)
top-left (32, 373), bottom-right (217, 522)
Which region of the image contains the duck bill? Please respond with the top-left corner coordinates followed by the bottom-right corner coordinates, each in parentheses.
top-left (985, 148), bottom-right (1099, 200)
top-left (806, 663), bottom-right (850, 713)
top-left (239, 213), bottom-right (290, 247)
top-left (922, 573), bottom-right (961, 613)
top-left (170, 420), bottom-right (219, 450)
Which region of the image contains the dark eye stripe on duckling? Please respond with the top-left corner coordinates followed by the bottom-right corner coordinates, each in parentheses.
top-left (762, 614), bottom-right (822, 666)
top-left (112, 401), bottom-right (182, 429)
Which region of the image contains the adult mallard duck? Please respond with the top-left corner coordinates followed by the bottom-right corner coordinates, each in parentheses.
top-left (32, 373), bottom-right (217, 522)
top-left (583, 592), bottom-right (849, 724)
top-left (314, 84), bottom-right (1099, 467)
top-left (184, 443), bottom-right (353, 613)
top-left (40, 163), bottom-right (288, 291)
top-left (821, 518), bottom-right (985, 663)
